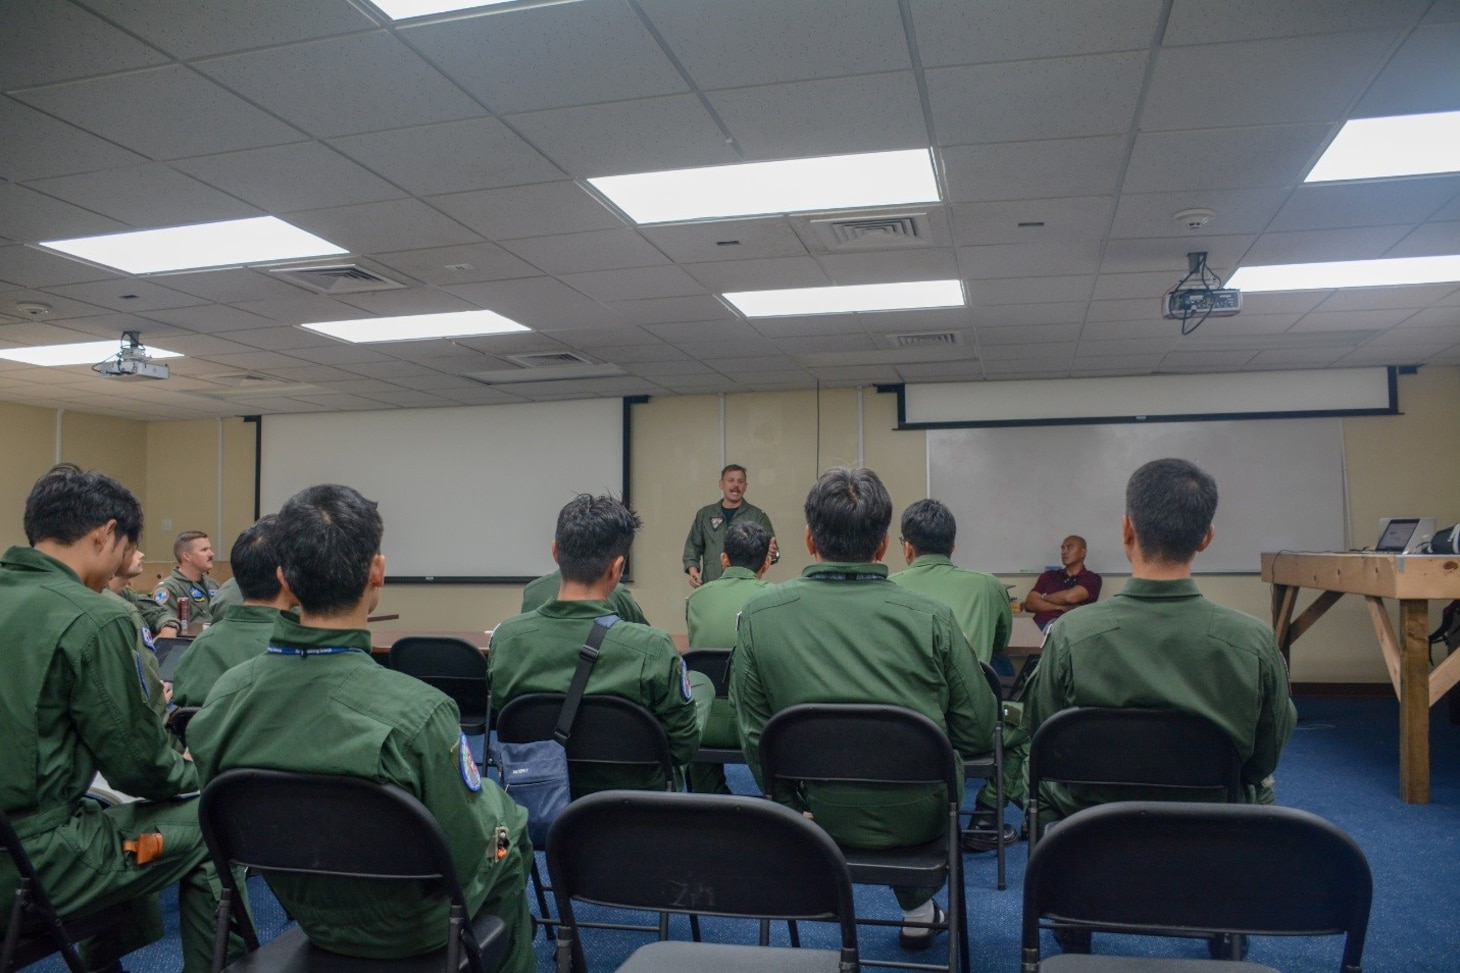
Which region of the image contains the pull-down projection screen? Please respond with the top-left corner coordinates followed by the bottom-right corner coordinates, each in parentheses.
top-left (259, 400), bottom-right (625, 582)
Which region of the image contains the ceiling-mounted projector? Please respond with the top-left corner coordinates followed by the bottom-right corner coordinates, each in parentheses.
top-left (1161, 251), bottom-right (1240, 335)
top-left (94, 331), bottom-right (169, 381)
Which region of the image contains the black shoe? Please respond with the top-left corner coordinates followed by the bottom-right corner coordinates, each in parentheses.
top-left (898, 903), bottom-right (947, 951)
top-left (1052, 927), bottom-right (1092, 954)
top-left (1208, 933), bottom-right (1249, 960)
top-left (962, 809), bottom-right (1017, 851)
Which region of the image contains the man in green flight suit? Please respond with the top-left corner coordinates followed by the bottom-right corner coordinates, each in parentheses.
top-left (731, 467), bottom-right (999, 951)
top-left (519, 567), bottom-right (648, 623)
top-left (491, 494), bottom-right (712, 797)
top-left (208, 576), bottom-right (241, 617)
top-left (152, 530), bottom-right (221, 626)
top-left (684, 520), bottom-right (773, 794)
top-left (189, 484), bottom-right (535, 972)
top-left (0, 464), bottom-right (238, 973)
top-left (173, 517), bottom-right (295, 707)
top-left (889, 498), bottom-right (1018, 849)
top-left (683, 463), bottom-right (777, 587)
top-left (105, 544), bottom-right (171, 723)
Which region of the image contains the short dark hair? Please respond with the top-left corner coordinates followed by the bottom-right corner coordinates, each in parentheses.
top-left (273, 485), bottom-right (382, 615)
top-left (1126, 458), bottom-right (1219, 564)
top-left (720, 464), bottom-right (746, 479)
top-left (23, 464), bottom-right (142, 547)
top-left (230, 516), bottom-right (282, 601)
top-left (804, 466), bottom-right (892, 563)
top-left (173, 530), bottom-right (209, 562)
top-left (555, 495), bottom-right (641, 584)
top-left (723, 521), bottom-right (771, 571)
top-left (900, 499), bottom-right (956, 557)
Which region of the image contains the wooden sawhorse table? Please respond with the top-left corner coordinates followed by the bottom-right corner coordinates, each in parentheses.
top-left (1261, 551), bottom-right (1460, 803)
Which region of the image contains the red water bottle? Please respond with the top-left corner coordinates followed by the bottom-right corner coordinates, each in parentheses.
top-left (177, 596), bottom-right (191, 631)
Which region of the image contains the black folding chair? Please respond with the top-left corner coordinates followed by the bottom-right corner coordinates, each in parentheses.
top-left (389, 637), bottom-right (490, 736)
top-left (547, 790), bottom-right (860, 972)
top-left (681, 648), bottom-right (745, 771)
top-left (759, 704), bottom-right (969, 973)
top-left (493, 693), bottom-right (676, 942)
top-left (198, 769), bottom-right (510, 973)
top-left (961, 661), bottom-right (1007, 890)
top-left (1022, 801), bottom-right (1371, 972)
top-left (169, 705), bottom-right (201, 750)
top-left (1025, 707), bottom-right (1243, 852)
top-left (1, 808), bottom-right (141, 973)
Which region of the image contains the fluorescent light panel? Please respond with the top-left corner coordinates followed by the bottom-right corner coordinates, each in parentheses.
top-left (724, 280), bottom-right (965, 318)
top-left (301, 310), bottom-right (529, 343)
top-left (0, 341), bottom-right (182, 367)
top-left (1228, 255), bottom-right (1460, 292)
top-left (371, 0), bottom-right (521, 18)
top-left (589, 149), bottom-right (940, 224)
top-left (1306, 110), bottom-right (1460, 182)
top-left (40, 217), bottom-right (347, 275)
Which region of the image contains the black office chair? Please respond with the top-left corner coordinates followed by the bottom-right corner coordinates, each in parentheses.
top-left (547, 790), bottom-right (860, 973)
top-left (1, 808), bottom-right (142, 973)
top-left (198, 769), bottom-right (510, 973)
top-left (1021, 801), bottom-right (1372, 972)
top-left (681, 648), bottom-right (745, 772)
top-left (1025, 706), bottom-right (1243, 852)
top-left (961, 660), bottom-right (1007, 890)
top-left (493, 693), bottom-right (676, 941)
top-left (389, 637), bottom-right (490, 735)
top-left (169, 705), bottom-right (201, 749)
top-left (759, 704), bottom-right (969, 973)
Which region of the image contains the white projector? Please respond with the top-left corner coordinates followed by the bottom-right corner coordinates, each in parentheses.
top-left (97, 356), bottom-right (170, 380)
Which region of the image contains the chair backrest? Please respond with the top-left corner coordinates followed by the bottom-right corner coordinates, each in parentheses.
top-left (169, 706), bottom-right (200, 749)
top-left (1022, 801), bottom-right (1371, 972)
top-left (681, 648), bottom-right (732, 697)
top-left (1028, 706), bottom-right (1243, 800)
top-left (494, 693), bottom-right (675, 789)
top-left (547, 790), bottom-right (858, 958)
top-left (759, 703), bottom-right (960, 794)
top-left (977, 660), bottom-right (1003, 705)
top-left (389, 637), bottom-right (489, 726)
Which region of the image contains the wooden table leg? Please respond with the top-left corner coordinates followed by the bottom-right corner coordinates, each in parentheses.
top-left (1399, 598), bottom-right (1431, 804)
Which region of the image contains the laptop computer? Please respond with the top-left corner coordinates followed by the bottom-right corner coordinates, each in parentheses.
top-left (1375, 517), bottom-right (1436, 554)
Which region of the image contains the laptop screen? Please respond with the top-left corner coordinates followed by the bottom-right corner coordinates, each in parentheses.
top-left (1376, 518), bottom-right (1420, 552)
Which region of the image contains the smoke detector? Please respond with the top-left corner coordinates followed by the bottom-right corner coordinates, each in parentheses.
top-left (15, 302), bottom-right (51, 317)
top-left (1173, 208), bottom-right (1216, 230)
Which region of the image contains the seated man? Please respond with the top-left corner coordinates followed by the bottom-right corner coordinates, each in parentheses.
top-left (1024, 534), bottom-right (1101, 629)
top-left (491, 494), bottom-right (711, 797)
top-left (0, 464), bottom-right (235, 973)
top-left (1023, 458), bottom-right (1297, 822)
top-left (684, 520), bottom-right (773, 794)
top-left (188, 485), bottom-right (534, 972)
top-left (731, 467), bottom-right (998, 951)
top-left (152, 530), bottom-right (222, 626)
top-left (519, 567), bottom-right (648, 623)
top-left (105, 544), bottom-right (170, 723)
top-left (173, 517), bottom-right (295, 706)
top-left (208, 576), bottom-right (241, 617)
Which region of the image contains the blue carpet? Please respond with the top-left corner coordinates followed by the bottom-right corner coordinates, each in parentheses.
top-left (29, 695), bottom-right (1460, 971)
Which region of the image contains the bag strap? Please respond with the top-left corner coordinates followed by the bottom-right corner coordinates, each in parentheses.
top-left (553, 614), bottom-right (619, 744)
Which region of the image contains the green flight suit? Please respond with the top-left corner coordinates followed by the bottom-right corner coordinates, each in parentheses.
top-left (682, 501), bottom-right (775, 585)
top-left (124, 584), bottom-right (179, 635)
top-left (684, 566), bottom-right (769, 794)
top-left (189, 614), bottom-right (535, 973)
top-left (519, 569), bottom-right (649, 623)
top-left (152, 567), bottom-right (221, 626)
top-left (208, 577), bottom-right (242, 617)
top-left (104, 586), bottom-right (170, 722)
top-left (172, 604), bottom-right (280, 707)
top-left (0, 546), bottom-right (232, 973)
top-left (489, 599), bottom-right (712, 797)
top-left (731, 561), bottom-right (998, 910)
top-left (890, 555), bottom-right (1012, 664)
top-left (1022, 577), bottom-right (1298, 822)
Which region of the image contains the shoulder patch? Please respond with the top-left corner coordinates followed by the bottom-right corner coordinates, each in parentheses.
top-left (678, 658), bottom-right (694, 703)
top-left (458, 732), bottom-right (482, 792)
top-left (153, 589), bottom-right (168, 604)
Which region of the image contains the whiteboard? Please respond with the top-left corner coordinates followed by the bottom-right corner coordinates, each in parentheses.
top-left (260, 400), bottom-right (624, 580)
top-left (928, 419), bottom-right (1347, 574)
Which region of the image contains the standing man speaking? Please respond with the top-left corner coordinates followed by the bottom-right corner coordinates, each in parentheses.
top-left (683, 464), bottom-right (777, 588)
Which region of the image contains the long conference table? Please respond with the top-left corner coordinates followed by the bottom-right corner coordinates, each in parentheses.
top-left (1262, 551), bottom-right (1460, 803)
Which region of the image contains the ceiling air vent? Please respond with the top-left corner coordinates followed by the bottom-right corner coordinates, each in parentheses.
top-left (268, 264), bottom-right (406, 295)
top-left (192, 373), bottom-right (315, 400)
top-left (810, 213), bottom-right (929, 250)
top-left (507, 352), bottom-right (595, 368)
top-left (891, 331), bottom-right (963, 347)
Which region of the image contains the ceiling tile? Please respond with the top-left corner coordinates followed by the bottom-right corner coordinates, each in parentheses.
top-left (230, 293), bottom-right (373, 325)
top-left (332, 288), bottom-right (477, 316)
top-left (952, 196), bottom-right (1114, 245)
top-left (1098, 234), bottom-right (1255, 275)
top-left (0, 97), bottom-right (146, 183)
top-left (500, 229), bottom-right (668, 275)
top-left (0, 245), bottom-right (121, 289)
top-left (1316, 284), bottom-right (1460, 312)
top-left (640, 219), bottom-right (809, 263)
top-left (926, 52), bottom-right (1147, 145)
top-left (1269, 177), bottom-right (1460, 232)
top-left (1, 0), bottom-right (168, 88)
top-left (912, 0), bottom-right (1163, 66)
top-left (1123, 125), bottom-right (1330, 193)
top-left (373, 243), bottom-right (539, 286)
top-left (15, 66), bottom-right (305, 160)
top-left (816, 248), bottom-right (961, 284)
top-left (46, 279), bottom-right (206, 313)
top-left (428, 182), bottom-right (624, 241)
top-left (612, 295), bottom-right (735, 326)
top-left (978, 321), bottom-right (1083, 344)
top-left (559, 266), bottom-right (706, 303)
top-left (196, 32), bottom-right (484, 139)
top-left (0, 184), bottom-right (129, 243)
top-left (1385, 220), bottom-right (1460, 258)
top-left (1109, 189), bottom-right (1290, 238)
top-left (1289, 308), bottom-right (1419, 332)
top-left (443, 276), bottom-right (620, 330)
top-left (159, 269), bottom-right (315, 304)
top-left (774, 334), bottom-right (878, 355)
top-left (968, 275), bottom-right (1094, 305)
top-left (710, 73), bottom-right (927, 159)
top-left (175, 142), bottom-right (407, 212)
top-left (1161, 0), bottom-right (1429, 45)
top-left (0, 288), bottom-right (111, 321)
top-left (80, 0), bottom-right (374, 59)
top-left (1091, 270), bottom-right (1196, 300)
top-left (1242, 225), bottom-right (1415, 263)
top-left (24, 164), bottom-right (261, 228)
top-left (958, 239), bottom-right (1103, 278)
top-left (1158, 348), bottom-right (1259, 369)
top-left (683, 256), bottom-right (830, 292)
top-left (403, 0), bottom-right (688, 114)
top-left (287, 198), bottom-right (481, 253)
top-left (1355, 22), bottom-right (1460, 116)
top-left (969, 302), bottom-right (1087, 326)
top-left (329, 117), bottom-right (563, 196)
top-left (507, 95), bottom-right (739, 178)
top-left (940, 136), bottom-right (1127, 203)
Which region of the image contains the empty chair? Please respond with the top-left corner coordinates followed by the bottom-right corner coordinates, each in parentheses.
top-left (198, 768), bottom-right (510, 973)
top-left (390, 637), bottom-right (490, 735)
top-left (547, 790), bottom-right (860, 972)
top-left (1021, 801), bottom-right (1371, 972)
top-left (681, 648), bottom-right (744, 774)
top-left (759, 704), bottom-right (968, 973)
top-left (169, 705), bottom-right (201, 750)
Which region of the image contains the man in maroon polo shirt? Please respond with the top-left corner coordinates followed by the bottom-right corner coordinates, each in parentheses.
top-left (1025, 535), bottom-right (1101, 629)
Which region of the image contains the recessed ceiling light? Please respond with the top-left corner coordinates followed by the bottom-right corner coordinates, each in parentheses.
top-left (1306, 110), bottom-right (1460, 182)
top-left (1228, 255), bottom-right (1460, 292)
top-left (371, 0), bottom-right (538, 19)
top-left (589, 149), bottom-right (941, 224)
top-left (300, 310), bottom-right (530, 343)
top-left (723, 280), bottom-right (965, 318)
top-left (0, 340), bottom-right (182, 367)
top-left (39, 217), bottom-right (347, 275)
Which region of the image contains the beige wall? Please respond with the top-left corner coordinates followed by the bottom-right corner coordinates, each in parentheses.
top-left (0, 403), bottom-right (63, 550)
